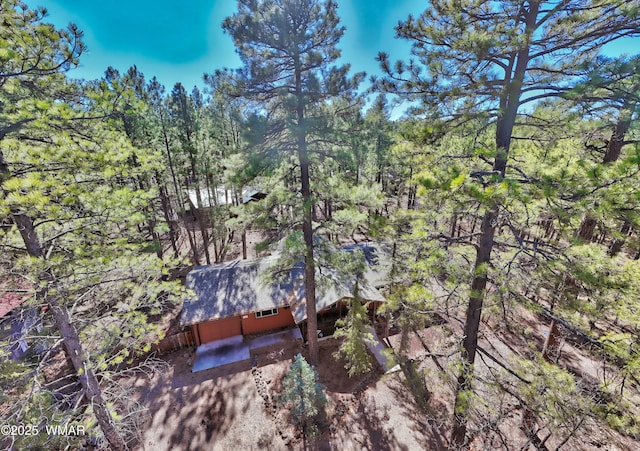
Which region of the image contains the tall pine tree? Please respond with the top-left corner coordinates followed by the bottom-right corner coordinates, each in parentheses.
top-left (377, 0), bottom-right (640, 446)
top-left (221, 0), bottom-right (363, 364)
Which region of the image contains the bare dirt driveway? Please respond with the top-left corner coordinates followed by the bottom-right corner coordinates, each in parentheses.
top-left (132, 350), bottom-right (285, 450)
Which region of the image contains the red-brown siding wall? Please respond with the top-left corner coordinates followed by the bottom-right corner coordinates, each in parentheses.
top-left (193, 308), bottom-right (296, 345)
top-left (241, 307), bottom-right (295, 335)
top-left (196, 317), bottom-right (242, 344)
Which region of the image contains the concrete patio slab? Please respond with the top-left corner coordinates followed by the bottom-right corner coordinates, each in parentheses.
top-left (191, 328), bottom-right (304, 373)
top-left (248, 327), bottom-right (302, 351)
top-left (192, 335), bottom-right (249, 373)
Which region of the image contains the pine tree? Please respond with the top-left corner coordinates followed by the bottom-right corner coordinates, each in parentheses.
top-left (376, 0), bottom-right (640, 446)
top-left (364, 95), bottom-right (395, 196)
top-left (221, 0), bottom-right (364, 364)
top-left (569, 55), bottom-right (640, 247)
top-left (277, 353), bottom-right (327, 443)
top-left (333, 284), bottom-right (375, 377)
top-left (0, 2), bottom-right (128, 448)
top-left (169, 82), bottom-right (212, 264)
top-left (0, 3), bottom-right (181, 448)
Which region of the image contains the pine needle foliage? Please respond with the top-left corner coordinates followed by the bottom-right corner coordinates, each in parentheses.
top-left (333, 284), bottom-right (376, 377)
top-left (277, 353), bottom-right (327, 441)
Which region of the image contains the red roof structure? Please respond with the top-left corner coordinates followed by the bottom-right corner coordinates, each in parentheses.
top-left (0, 276), bottom-right (32, 317)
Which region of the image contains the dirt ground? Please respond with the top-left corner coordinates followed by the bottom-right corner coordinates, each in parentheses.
top-left (130, 333), bottom-right (451, 451)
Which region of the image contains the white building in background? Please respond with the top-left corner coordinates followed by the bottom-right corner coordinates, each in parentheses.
top-left (186, 186), bottom-right (267, 211)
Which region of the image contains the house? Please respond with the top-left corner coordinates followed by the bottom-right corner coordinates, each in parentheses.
top-left (180, 243), bottom-right (389, 346)
top-left (185, 186), bottom-right (267, 212)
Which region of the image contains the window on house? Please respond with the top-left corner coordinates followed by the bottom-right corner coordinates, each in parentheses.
top-left (255, 308), bottom-right (278, 319)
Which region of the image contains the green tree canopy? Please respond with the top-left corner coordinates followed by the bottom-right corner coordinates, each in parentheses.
top-left (377, 0), bottom-right (640, 446)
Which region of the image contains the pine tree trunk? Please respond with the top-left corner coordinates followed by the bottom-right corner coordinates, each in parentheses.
top-left (603, 113), bottom-right (634, 254)
top-left (521, 406), bottom-right (547, 451)
top-left (544, 218), bottom-right (555, 240)
top-left (451, 4), bottom-right (539, 446)
top-left (179, 86), bottom-right (210, 266)
top-left (155, 173), bottom-right (180, 258)
top-left (12, 213), bottom-right (127, 450)
top-left (609, 220), bottom-right (632, 256)
top-left (186, 221), bottom-right (200, 264)
top-left (136, 176), bottom-right (163, 260)
top-left (541, 320), bottom-right (560, 363)
top-left (295, 56), bottom-right (319, 365)
top-left (205, 172), bottom-right (221, 264)
top-left (300, 139), bottom-right (319, 367)
top-left (577, 110), bottom-right (632, 241)
top-left (212, 228), bottom-right (220, 263)
top-left (50, 304), bottom-right (128, 450)
top-left (242, 229), bottom-right (247, 260)
top-left (160, 110), bottom-right (182, 209)
top-left (184, 177), bottom-right (200, 265)
top-left (577, 216), bottom-right (597, 242)
top-left (602, 115), bottom-right (632, 164)
top-left (469, 214), bottom-right (478, 235)
top-left (191, 173), bottom-right (211, 265)
top-left (450, 212), bottom-right (458, 238)
top-left (450, 207), bottom-right (498, 446)
top-left (199, 212), bottom-right (211, 264)
top-left (149, 217), bottom-right (163, 259)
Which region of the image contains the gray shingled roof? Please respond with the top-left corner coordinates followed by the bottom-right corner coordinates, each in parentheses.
top-left (180, 243), bottom-right (389, 327)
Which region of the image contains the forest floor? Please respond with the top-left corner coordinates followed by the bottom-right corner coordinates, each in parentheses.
top-left (130, 304), bottom-right (640, 451)
top-left (131, 336), bottom-right (443, 451)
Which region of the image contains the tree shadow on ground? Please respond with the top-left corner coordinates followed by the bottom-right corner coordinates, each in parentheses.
top-left (386, 373), bottom-right (450, 450)
top-left (133, 367), bottom-right (251, 450)
top-left (352, 394), bottom-right (407, 451)
top-left (314, 339), bottom-right (376, 393)
top-left (130, 343), bottom-right (301, 450)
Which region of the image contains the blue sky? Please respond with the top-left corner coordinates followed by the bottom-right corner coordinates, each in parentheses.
top-left (25, 0), bottom-right (424, 93)
top-left (25, 0), bottom-right (639, 110)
